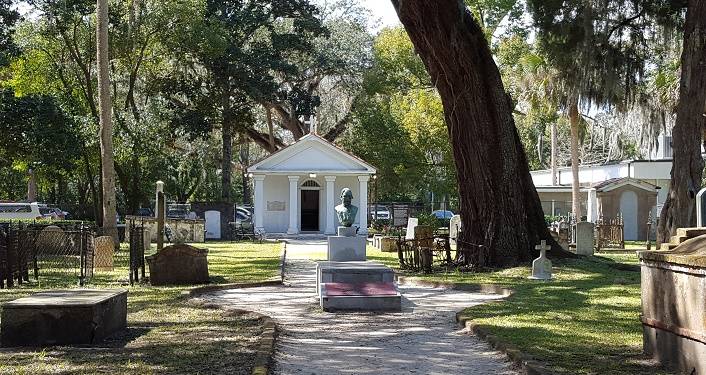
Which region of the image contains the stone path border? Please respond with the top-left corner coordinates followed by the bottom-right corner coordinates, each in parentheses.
top-left (400, 277), bottom-right (554, 375)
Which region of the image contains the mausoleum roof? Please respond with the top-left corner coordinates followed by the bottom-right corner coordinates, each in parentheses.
top-left (247, 133), bottom-right (376, 175)
top-left (592, 177), bottom-right (658, 193)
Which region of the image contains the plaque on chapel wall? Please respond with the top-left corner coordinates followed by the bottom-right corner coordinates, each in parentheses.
top-left (267, 201), bottom-right (286, 211)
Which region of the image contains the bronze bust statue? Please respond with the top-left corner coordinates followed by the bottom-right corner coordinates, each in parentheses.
top-left (335, 188), bottom-right (358, 227)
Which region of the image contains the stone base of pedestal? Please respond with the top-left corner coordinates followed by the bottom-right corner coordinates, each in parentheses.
top-left (327, 236), bottom-right (366, 261)
top-left (319, 282), bottom-right (401, 312)
top-left (1, 289), bottom-right (127, 347)
top-left (316, 261), bottom-right (395, 295)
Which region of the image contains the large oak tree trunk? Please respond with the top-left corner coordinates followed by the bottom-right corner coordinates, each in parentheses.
top-left (97, 0), bottom-right (118, 243)
top-left (392, 0), bottom-right (569, 267)
top-left (658, 0), bottom-right (706, 243)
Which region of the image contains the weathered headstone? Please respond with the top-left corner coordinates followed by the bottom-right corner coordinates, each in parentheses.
top-left (405, 218), bottom-right (419, 240)
top-left (697, 187), bottom-right (706, 227)
top-left (146, 244), bottom-right (209, 285)
top-left (1, 289), bottom-right (127, 347)
top-left (529, 240), bottom-right (552, 280)
top-left (575, 221), bottom-right (595, 255)
top-left (380, 237), bottom-right (397, 252)
top-left (414, 225), bottom-right (434, 247)
top-left (449, 215), bottom-right (462, 247)
top-left (94, 236), bottom-right (115, 271)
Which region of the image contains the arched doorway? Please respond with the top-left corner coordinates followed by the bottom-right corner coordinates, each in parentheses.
top-left (301, 180), bottom-right (321, 232)
top-left (620, 190), bottom-right (638, 241)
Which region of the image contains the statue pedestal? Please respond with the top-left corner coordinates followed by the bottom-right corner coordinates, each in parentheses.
top-left (337, 226), bottom-right (357, 237)
top-left (327, 236), bottom-right (366, 261)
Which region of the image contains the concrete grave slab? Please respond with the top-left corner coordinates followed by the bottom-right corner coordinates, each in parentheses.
top-left (1, 289), bottom-right (127, 347)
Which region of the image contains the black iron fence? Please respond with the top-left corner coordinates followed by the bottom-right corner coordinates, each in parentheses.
top-left (0, 222), bottom-right (95, 288)
top-left (128, 223), bottom-right (146, 285)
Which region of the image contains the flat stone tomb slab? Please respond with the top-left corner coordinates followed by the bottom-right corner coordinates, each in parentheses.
top-left (1, 289), bottom-right (127, 347)
top-left (317, 261), bottom-right (395, 294)
top-left (320, 282), bottom-right (401, 312)
top-left (327, 236), bottom-right (366, 261)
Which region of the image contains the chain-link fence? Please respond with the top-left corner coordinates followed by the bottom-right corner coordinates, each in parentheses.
top-left (0, 222), bottom-right (95, 288)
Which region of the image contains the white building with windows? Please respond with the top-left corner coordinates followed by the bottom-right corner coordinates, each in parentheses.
top-left (246, 134), bottom-right (376, 235)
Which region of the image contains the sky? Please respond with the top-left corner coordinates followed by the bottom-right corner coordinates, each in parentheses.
top-left (360, 0), bottom-right (400, 31)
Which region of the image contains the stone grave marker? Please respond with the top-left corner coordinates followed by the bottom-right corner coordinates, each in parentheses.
top-left (146, 244), bottom-right (209, 285)
top-left (529, 240), bottom-right (552, 280)
top-left (1, 289), bottom-right (127, 347)
top-left (380, 237), bottom-right (397, 252)
top-left (449, 215), bottom-right (462, 247)
top-left (405, 218), bottom-right (418, 240)
top-left (575, 222), bottom-right (595, 255)
top-left (697, 187), bottom-right (706, 227)
top-left (94, 236), bottom-right (115, 271)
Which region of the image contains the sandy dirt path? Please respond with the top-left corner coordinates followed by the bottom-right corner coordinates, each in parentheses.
top-left (197, 241), bottom-right (517, 375)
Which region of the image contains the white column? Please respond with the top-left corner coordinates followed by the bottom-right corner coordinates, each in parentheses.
top-left (253, 175), bottom-right (265, 232)
top-left (325, 176), bottom-right (336, 234)
top-left (287, 176), bottom-right (300, 234)
top-left (358, 175), bottom-right (370, 234)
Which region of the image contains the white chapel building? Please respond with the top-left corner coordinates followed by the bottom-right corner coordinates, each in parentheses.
top-left (247, 134), bottom-right (376, 235)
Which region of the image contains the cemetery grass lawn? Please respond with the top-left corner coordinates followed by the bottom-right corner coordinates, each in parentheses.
top-left (0, 241), bottom-right (282, 375)
top-left (367, 248), bottom-right (665, 375)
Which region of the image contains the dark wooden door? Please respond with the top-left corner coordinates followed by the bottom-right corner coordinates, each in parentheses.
top-left (301, 190), bottom-right (319, 231)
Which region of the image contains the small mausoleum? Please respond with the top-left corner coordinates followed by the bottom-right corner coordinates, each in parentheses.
top-left (247, 134), bottom-right (376, 235)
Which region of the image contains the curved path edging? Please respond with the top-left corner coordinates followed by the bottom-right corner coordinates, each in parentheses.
top-left (186, 241), bottom-right (288, 375)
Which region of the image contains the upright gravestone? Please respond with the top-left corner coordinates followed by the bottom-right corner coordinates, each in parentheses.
top-left (529, 240), bottom-right (552, 280)
top-left (575, 221), bottom-right (595, 255)
top-left (449, 215), bottom-right (462, 247)
top-left (696, 187), bottom-right (706, 227)
top-left (94, 236), bottom-right (115, 271)
top-left (405, 218), bottom-right (419, 240)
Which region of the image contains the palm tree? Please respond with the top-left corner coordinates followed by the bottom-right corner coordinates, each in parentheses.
top-left (97, 0), bottom-right (117, 243)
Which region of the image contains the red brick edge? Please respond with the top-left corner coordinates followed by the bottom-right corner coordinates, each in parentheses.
top-left (397, 277), bottom-right (554, 375)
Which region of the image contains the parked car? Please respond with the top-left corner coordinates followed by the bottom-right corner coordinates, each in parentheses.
top-left (236, 206), bottom-right (252, 219)
top-left (38, 205), bottom-right (66, 220)
top-left (432, 210), bottom-right (455, 220)
top-left (235, 210), bottom-right (250, 222)
top-left (0, 202), bottom-right (43, 220)
top-left (136, 207), bottom-right (154, 217)
top-left (167, 203), bottom-right (191, 219)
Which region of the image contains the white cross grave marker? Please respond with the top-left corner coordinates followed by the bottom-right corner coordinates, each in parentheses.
top-left (529, 240), bottom-right (553, 280)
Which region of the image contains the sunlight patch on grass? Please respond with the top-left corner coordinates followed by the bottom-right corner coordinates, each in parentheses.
top-left (0, 241), bottom-right (281, 375)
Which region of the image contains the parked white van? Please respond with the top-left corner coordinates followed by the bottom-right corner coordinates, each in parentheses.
top-left (0, 202), bottom-right (43, 220)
